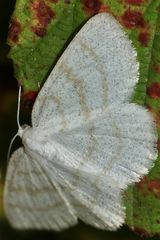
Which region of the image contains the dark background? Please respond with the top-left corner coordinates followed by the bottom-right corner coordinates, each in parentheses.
top-left (0, 1), bottom-right (158, 239)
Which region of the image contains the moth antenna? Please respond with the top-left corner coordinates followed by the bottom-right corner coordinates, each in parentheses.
top-left (7, 133), bottom-right (19, 162)
top-left (7, 86), bottom-right (22, 162)
top-left (17, 85), bottom-right (22, 131)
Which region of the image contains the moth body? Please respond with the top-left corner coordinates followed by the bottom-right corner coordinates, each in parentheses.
top-left (19, 125), bottom-right (58, 162)
top-left (4, 12), bottom-right (157, 231)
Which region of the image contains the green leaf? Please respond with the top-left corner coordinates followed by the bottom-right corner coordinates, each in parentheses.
top-left (9, 0), bottom-right (159, 93)
top-left (7, 0), bottom-right (160, 236)
top-left (125, 5), bottom-right (160, 237)
top-left (8, 0), bottom-right (87, 91)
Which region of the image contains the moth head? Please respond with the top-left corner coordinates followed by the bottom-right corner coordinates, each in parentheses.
top-left (18, 124), bottom-right (30, 138)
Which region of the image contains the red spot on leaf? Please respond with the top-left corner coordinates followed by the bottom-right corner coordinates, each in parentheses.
top-left (31, 0), bottom-right (55, 36)
top-left (99, 4), bottom-right (110, 13)
top-left (64, 0), bottom-right (71, 3)
top-left (22, 91), bottom-right (38, 109)
top-left (155, 111), bottom-right (160, 128)
top-left (81, 0), bottom-right (102, 15)
top-left (147, 83), bottom-right (160, 99)
top-left (22, 91), bottom-right (37, 101)
top-left (8, 19), bottom-right (22, 43)
top-left (32, 26), bottom-right (47, 37)
top-left (138, 31), bottom-right (150, 47)
top-left (154, 64), bottom-right (160, 74)
top-left (147, 180), bottom-right (160, 198)
top-left (157, 139), bottom-right (160, 151)
top-left (121, 9), bottom-right (146, 28)
top-left (32, 0), bottom-right (55, 26)
top-left (136, 177), bottom-right (160, 199)
top-left (136, 176), bottom-right (148, 190)
top-left (134, 228), bottom-right (150, 238)
top-left (125, 0), bottom-right (145, 5)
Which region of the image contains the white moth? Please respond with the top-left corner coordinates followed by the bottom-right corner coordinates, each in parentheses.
top-left (4, 13), bottom-right (157, 231)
